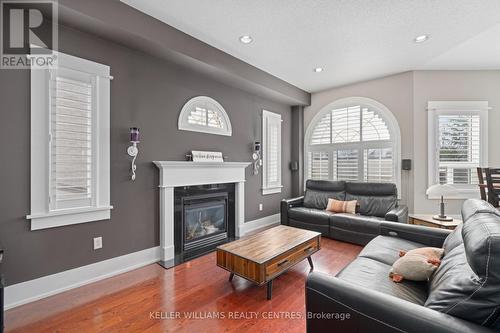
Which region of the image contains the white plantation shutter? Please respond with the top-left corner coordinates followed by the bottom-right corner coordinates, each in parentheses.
top-left (29, 51), bottom-right (112, 230)
top-left (362, 107), bottom-right (390, 141)
top-left (51, 74), bottom-right (94, 210)
top-left (310, 112), bottom-right (331, 145)
top-left (308, 152), bottom-right (329, 180)
top-left (364, 148), bottom-right (393, 182)
top-left (331, 106), bottom-right (360, 143)
top-left (334, 150), bottom-right (359, 181)
top-left (179, 96), bottom-right (232, 136)
top-left (262, 110), bottom-right (282, 194)
top-left (438, 114), bottom-right (480, 185)
top-left (428, 101), bottom-right (488, 197)
top-left (187, 106), bottom-right (207, 126)
top-left (306, 101), bottom-right (398, 187)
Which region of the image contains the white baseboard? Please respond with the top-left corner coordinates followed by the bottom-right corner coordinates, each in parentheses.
top-left (5, 214), bottom-right (281, 310)
top-left (5, 246), bottom-right (161, 310)
top-left (240, 213), bottom-right (281, 235)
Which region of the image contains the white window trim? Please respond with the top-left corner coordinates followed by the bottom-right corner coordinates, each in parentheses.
top-left (427, 101), bottom-right (489, 199)
top-left (178, 96), bottom-right (232, 136)
top-left (262, 110), bottom-right (283, 195)
top-left (304, 97), bottom-right (402, 196)
top-left (27, 51), bottom-right (113, 230)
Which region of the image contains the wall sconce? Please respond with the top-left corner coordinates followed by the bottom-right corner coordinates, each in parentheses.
top-left (127, 127), bottom-right (140, 181)
top-left (252, 141), bottom-right (262, 175)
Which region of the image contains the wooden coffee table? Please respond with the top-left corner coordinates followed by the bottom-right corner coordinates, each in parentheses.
top-left (216, 225), bottom-right (321, 300)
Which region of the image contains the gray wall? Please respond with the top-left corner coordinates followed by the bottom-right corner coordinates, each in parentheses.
top-left (304, 72), bottom-right (415, 211)
top-left (0, 24), bottom-right (293, 285)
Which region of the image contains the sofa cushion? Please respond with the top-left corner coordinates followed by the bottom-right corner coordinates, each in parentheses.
top-left (358, 235), bottom-right (424, 266)
top-left (303, 180), bottom-right (346, 209)
top-left (442, 223), bottom-right (463, 255)
top-left (425, 199), bottom-right (500, 327)
top-left (345, 182), bottom-right (397, 217)
top-left (303, 190), bottom-right (345, 210)
top-left (336, 257), bottom-right (428, 305)
top-left (329, 213), bottom-right (384, 235)
top-left (288, 207), bottom-right (334, 226)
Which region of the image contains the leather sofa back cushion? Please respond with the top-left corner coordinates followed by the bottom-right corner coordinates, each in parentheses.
top-left (345, 194), bottom-right (396, 217)
top-left (345, 182), bottom-right (397, 196)
top-left (425, 199), bottom-right (500, 327)
top-left (306, 180), bottom-right (345, 192)
top-left (304, 190), bottom-right (345, 210)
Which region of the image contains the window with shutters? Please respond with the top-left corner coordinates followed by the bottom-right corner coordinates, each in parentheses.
top-left (427, 101), bottom-right (488, 199)
top-left (178, 96), bottom-right (232, 136)
top-left (305, 97), bottom-right (401, 192)
top-left (28, 51), bottom-right (112, 230)
top-left (262, 110), bottom-right (282, 195)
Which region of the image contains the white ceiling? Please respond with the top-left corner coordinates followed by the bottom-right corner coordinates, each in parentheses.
top-left (121, 0), bottom-right (500, 93)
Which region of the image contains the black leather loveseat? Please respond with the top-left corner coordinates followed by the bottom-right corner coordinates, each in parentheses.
top-left (306, 199), bottom-right (500, 333)
top-left (281, 180), bottom-right (408, 245)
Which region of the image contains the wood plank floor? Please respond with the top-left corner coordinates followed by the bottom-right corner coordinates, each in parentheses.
top-left (5, 238), bottom-right (362, 333)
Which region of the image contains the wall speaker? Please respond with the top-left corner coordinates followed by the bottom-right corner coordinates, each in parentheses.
top-left (402, 159), bottom-right (412, 171)
top-left (290, 161), bottom-right (299, 171)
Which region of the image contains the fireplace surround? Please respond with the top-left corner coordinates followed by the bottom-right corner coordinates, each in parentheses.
top-left (153, 161), bottom-right (250, 268)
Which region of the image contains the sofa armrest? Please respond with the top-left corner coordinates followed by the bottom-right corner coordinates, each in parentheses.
top-left (380, 221), bottom-right (452, 248)
top-left (385, 205), bottom-right (408, 223)
top-left (282, 196), bottom-right (304, 207)
top-left (306, 272), bottom-right (493, 333)
top-left (280, 196), bottom-right (304, 225)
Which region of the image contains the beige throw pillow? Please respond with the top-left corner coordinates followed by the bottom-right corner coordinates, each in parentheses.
top-left (326, 199), bottom-right (357, 214)
top-left (389, 247), bottom-right (444, 282)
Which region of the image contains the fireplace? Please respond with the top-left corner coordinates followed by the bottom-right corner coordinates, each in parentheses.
top-left (174, 184), bottom-right (235, 261)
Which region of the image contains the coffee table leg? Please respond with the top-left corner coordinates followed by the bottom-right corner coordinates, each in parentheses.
top-left (229, 273), bottom-right (234, 281)
top-left (267, 280), bottom-right (273, 300)
top-left (307, 256), bottom-right (314, 270)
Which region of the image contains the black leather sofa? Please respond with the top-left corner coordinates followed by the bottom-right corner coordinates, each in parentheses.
top-left (281, 180), bottom-right (408, 245)
top-left (306, 199), bottom-right (500, 333)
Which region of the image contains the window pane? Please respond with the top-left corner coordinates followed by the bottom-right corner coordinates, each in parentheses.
top-left (308, 152), bottom-right (329, 180)
top-left (188, 106), bottom-right (207, 126)
top-left (362, 107), bottom-right (390, 141)
top-left (267, 123), bottom-right (279, 183)
top-left (334, 150), bottom-right (358, 181)
top-left (364, 148), bottom-right (393, 183)
top-left (331, 106), bottom-right (361, 143)
top-left (52, 76), bottom-right (93, 209)
top-left (438, 114), bottom-right (480, 185)
top-left (207, 109), bottom-right (224, 129)
top-left (307, 103), bottom-right (396, 185)
top-left (310, 112), bottom-right (331, 145)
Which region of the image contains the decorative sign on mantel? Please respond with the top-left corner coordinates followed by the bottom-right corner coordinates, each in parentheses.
top-left (191, 150), bottom-right (224, 163)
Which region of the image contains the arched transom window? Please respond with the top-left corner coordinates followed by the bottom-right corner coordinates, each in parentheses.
top-left (305, 97), bottom-right (401, 188)
top-left (178, 96), bottom-right (232, 136)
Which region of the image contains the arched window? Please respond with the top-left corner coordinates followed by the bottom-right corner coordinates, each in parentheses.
top-left (178, 96), bottom-right (232, 136)
top-left (305, 97), bottom-right (401, 190)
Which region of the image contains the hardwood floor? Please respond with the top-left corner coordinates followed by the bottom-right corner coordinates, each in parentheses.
top-left (5, 238), bottom-right (362, 333)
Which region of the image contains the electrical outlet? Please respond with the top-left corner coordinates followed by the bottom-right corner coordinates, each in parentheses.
top-left (93, 237), bottom-right (102, 250)
top-left (259, 203), bottom-right (263, 211)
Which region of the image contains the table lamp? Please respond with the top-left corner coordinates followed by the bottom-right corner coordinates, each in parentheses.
top-left (426, 184), bottom-right (458, 221)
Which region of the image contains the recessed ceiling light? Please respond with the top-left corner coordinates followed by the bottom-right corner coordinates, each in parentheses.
top-left (239, 35), bottom-right (253, 44)
top-left (314, 67), bottom-right (323, 73)
top-left (414, 34), bottom-right (429, 43)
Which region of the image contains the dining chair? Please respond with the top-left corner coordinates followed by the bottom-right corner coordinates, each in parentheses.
top-left (485, 168), bottom-right (500, 208)
top-left (477, 167), bottom-right (487, 201)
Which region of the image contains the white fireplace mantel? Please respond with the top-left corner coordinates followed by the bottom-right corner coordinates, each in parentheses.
top-left (153, 161), bottom-right (251, 262)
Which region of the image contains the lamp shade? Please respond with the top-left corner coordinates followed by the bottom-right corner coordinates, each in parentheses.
top-left (426, 184), bottom-right (458, 197)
